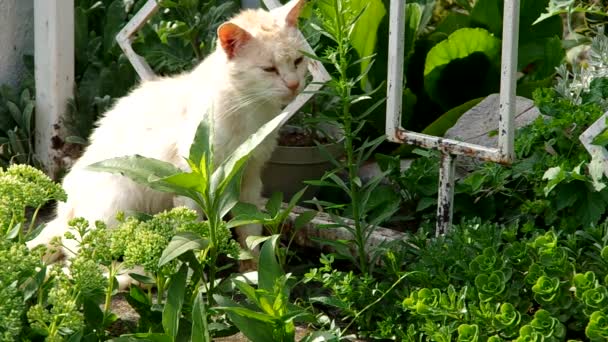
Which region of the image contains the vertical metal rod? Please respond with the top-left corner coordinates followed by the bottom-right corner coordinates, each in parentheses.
top-left (436, 153), bottom-right (456, 236)
top-left (497, 0), bottom-right (520, 162)
top-left (385, 0), bottom-right (406, 142)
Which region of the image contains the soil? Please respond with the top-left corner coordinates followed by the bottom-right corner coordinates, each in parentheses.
top-left (278, 130), bottom-right (330, 147)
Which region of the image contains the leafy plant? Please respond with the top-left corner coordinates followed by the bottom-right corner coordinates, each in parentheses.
top-left (215, 235), bottom-right (327, 342)
top-left (0, 75), bottom-right (36, 167)
top-left (303, 0), bottom-right (395, 274)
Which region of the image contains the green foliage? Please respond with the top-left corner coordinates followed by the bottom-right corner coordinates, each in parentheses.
top-left (0, 164), bottom-right (66, 242)
top-left (215, 236), bottom-right (322, 342)
top-left (306, 219), bottom-right (608, 339)
top-left (0, 76), bottom-right (36, 167)
top-left (399, 0), bottom-right (564, 133)
top-left (305, 0), bottom-right (393, 274)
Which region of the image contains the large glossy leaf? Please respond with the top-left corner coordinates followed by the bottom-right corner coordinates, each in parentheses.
top-left (158, 232), bottom-right (209, 267)
top-left (258, 235), bottom-right (283, 292)
top-left (424, 28), bottom-right (501, 110)
top-left (162, 264), bottom-right (188, 338)
top-left (213, 295), bottom-right (275, 342)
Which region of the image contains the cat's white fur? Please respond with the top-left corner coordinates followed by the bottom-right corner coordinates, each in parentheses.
top-left (27, 0), bottom-right (309, 264)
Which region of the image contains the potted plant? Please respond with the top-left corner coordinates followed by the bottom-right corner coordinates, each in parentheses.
top-left (262, 97), bottom-right (344, 201)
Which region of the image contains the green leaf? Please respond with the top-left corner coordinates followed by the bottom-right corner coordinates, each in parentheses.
top-left (84, 298), bottom-right (104, 328)
top-left (266, 192), bottom-right (283, 217)
top-left (103, 0), bottom-right (126, 52)
top-left (88, 155), bottom-right (192, 196)
top-left (258, 235), bottom-right (283, 292)
top-left (421, 97), bottom-right (484, 137)
top-left (189, 118), bottom-right (212, 169)
top-left (424, 28), bottom-right (501, 110)
top-left (347, 0), bottom-right (386, 88)
top-left (162, 263), bottom-right (188, 338)
top-left (191, 291), bottom-right (210, 342)
top-left (211, 111), bottom-right (288, 194)
top-left (294, 211), bottom-right (316, 229)
top-left (158, 232), bottom-right (209, 267)
top-left (213, 295), bottom-right (275, 342)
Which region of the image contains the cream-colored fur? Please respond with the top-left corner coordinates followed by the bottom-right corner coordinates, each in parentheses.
top-left (27, 0), bottom-right (309, 265)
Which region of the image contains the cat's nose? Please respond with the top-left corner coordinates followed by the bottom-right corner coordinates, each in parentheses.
top-left (286, 80), bottom-right (300, 92)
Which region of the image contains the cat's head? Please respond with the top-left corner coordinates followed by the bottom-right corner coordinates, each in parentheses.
top-left (216, 0), bottom-right (309, 106)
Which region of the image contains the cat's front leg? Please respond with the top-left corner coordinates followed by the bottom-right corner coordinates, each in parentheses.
top-left (235, 160), bottom-right (265, 271)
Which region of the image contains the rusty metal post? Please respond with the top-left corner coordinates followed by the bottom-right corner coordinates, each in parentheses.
top-left (436, 153), bottom-right (456, 236)
top-left (498, 0), bottom-right (520, 162)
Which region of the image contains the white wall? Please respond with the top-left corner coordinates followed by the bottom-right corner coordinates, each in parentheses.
top-left (0, 0), bottom-right (34, 88)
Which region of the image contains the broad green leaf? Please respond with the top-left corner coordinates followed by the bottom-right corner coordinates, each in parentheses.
top-left (216, 167), bottom-right (244, 218)
top-left (424, 28), bottom-right (501, 110)
top-left (213, 295), bottom-right (275, 342)
top-left (191, 291), bottom-right (210, 342)
top-left (158, 232), bottom-right (209, 267)
top-left (266, 192), bottom-right (283, 217)
top-left (128, 273), bottom-right (156, 285)
top-left (88, 155), bottom-right (192, 197)
top-left (189, 118), bottom-right (212, 168)
top-left (424, 28), bottom-right (500, 76)
top-left (162, 263), bottom-right (188, 338)
top-left (258, 235), bottom-right (283, 292)
top-left (159, 172), bottom-right (204, 194)
top-left (228, 201), bottom-right (269, 227)
top-left (232, 279), bottom-right (263, 308)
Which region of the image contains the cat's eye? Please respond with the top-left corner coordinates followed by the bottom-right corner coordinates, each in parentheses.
top-left (294, 57), bottom-right (304, 66)
top-left (262, 66), bottom-right (278, 73)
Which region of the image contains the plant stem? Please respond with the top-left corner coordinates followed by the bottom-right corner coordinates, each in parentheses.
top-left (333, 0), bottom-right (368, 273)
top-left (27, 205), bottom-right (42, 238)
top-left (156, 274), bottom-right (165, 305)
top-left (342, 272), bottom-right (413, 333)
top-left (104, 261), bottom-right (118, 315)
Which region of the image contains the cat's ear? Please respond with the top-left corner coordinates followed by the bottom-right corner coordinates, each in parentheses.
top-left (276, 0), bottom-right (306, 27)
top-left (217, 22), bottom-right (252, 59)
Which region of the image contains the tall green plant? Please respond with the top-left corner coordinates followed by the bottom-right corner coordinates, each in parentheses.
top-left (305, 0), bottom-right (395, 274)
top-left (89, 110), bottom-right (290, 339)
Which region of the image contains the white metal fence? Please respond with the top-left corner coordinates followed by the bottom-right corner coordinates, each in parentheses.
top-left (385, 0), bottom-right (521, 236)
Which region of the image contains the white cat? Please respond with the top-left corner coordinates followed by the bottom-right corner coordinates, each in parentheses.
top-left (27, 0), bottom-right (309, 264)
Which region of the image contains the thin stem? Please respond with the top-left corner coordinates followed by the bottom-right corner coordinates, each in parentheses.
top-left (342, 272), bottom-right (412, 333)
top-left (104, 261), bottom-right (119, 315)
top-left (27, 205), bottom-right (42, 239)
top-left (156, 274), bottom-right (165, 305)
